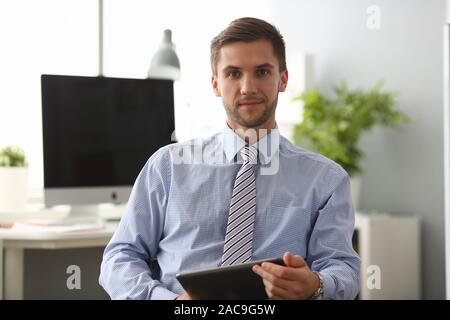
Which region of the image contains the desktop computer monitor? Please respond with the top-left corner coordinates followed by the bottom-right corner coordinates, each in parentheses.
top-left (41, 74), bottom-right (175, 221)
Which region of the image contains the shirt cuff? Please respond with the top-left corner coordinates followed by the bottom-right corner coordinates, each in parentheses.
top-left (319, 272), bottom-right (336, 300)
top-left (150, 285), bottom-right (179, 300)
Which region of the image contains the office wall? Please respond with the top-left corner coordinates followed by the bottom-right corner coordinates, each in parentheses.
top-left (271, 0), bottom-right (446, 299)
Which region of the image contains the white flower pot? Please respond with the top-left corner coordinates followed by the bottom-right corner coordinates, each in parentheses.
top-left (0, 167), bottom-right (28, 210)
top-left (349, 175), bottom-right (361, 211)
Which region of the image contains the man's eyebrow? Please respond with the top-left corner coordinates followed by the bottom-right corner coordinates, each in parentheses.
top-left (255, 63), bottom-right (275, 69)
top-left (221, 63), bottom-right (275, 73)
top-left (222, 65), bottom-right (241, 73)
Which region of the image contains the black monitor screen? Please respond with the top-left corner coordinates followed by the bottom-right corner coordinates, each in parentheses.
top-left (41, 74), bottom-right (175, 188)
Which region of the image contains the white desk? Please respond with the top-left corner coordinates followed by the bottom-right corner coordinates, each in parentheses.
top-left (0, 220), bottom-right (118, 299)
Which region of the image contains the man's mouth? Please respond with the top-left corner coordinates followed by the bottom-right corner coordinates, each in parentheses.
top-left (238, 100), bottom-right (264, 106)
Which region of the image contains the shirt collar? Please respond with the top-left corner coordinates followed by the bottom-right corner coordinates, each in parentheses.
top-left (222, 123), bottom-right (280, 165)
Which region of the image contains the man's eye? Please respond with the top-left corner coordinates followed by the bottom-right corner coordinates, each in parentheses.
top-left (256, 69), bottom-right (269, 77)
top-left (228, 71), bottom-right (241, 79)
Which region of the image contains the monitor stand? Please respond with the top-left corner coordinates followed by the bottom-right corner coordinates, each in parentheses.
top-left (62, 204), bottom-right (104, 225)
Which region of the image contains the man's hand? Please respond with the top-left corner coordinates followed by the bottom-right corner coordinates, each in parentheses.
top-left (176, 293), bottom-right (192, 300)
top-left (252, 252), bottom-right (319, 300)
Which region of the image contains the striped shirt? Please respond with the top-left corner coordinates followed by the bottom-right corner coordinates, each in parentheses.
top-left (99, 124), bottom-right (360, 300)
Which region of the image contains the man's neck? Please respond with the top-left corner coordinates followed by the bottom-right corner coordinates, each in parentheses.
top-left (226, 121), bottom-right (275, 144)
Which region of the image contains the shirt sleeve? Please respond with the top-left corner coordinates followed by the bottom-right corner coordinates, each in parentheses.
top-left (307, 166), bottom-right (361, 300)
top-left (99, 147), bottom-right (178, 300)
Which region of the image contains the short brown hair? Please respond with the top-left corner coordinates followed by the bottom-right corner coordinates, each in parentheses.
top-left (210, 17), bottom-right (286, 75)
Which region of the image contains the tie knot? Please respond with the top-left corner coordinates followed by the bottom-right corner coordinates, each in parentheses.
top-left (240, 144), bottom-right (258, 164)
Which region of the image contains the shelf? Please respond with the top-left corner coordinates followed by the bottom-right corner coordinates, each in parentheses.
top-left (354, 212), bottom-right (421, 299)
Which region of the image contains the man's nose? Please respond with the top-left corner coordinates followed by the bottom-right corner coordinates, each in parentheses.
top-left (240, 75), bottom-right (257, 95)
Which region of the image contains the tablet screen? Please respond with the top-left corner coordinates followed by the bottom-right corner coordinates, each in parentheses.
top-left (176, 257), bottom-right (285, 299)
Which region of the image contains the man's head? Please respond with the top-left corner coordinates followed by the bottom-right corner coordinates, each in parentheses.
top-left (210, 17), bottom-right (287, 76)
top-left (210, 17), bottom-right (288, 132)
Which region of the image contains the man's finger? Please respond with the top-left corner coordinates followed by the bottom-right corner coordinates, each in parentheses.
top-left (253, 264), bottom-right (298, 289)
top-left (261, 278), bottom-right (296, 300)
top-left (283, 252), bottom-right (306, 268)
top-left (261, 261), bottom-right (301, 280)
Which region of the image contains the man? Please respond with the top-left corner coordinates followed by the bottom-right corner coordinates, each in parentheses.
top-left (99, 17), bottom-right (360, 300)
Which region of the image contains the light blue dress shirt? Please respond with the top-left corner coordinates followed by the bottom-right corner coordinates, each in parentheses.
top-left (99, 125), bottom-right (360, 300)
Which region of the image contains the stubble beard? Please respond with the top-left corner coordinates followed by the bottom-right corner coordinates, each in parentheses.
top-left (224, 95), bottom-right (278, 129)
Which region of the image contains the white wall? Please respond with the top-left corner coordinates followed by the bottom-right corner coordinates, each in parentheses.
top-left (271, 0), bottom-right (446, 299)
top-left (0, 0), bottom-right (98, 192)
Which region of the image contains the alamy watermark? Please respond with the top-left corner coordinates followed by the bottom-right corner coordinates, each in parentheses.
top-left (366, 5), bottom-right (381, 30)
top-left (66, 264), bottom-right (81, 290)
top-left (170, 128), bottom-right (280, 175)
top-left (366, 265), bottom-right (381, 290)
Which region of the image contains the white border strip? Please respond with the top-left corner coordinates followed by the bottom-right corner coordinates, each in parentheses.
top-left (443, 24), bottom-right (450, 300)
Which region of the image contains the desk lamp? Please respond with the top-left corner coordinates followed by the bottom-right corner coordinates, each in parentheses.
top-left (148, 29), bottom-right (181, 80)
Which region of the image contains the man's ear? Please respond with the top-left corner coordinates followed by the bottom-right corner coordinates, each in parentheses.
top-left (211, 74), bottom-right (221, 97)
top-left (278, 69), bottom-right (288, 92)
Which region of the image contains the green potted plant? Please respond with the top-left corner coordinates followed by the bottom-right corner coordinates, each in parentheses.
top-left (0, 145), bottom-right (29, 210)
top-left (292, 81), bottom-right (408, 210)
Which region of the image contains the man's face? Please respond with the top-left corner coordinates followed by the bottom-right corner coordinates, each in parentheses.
top-left (211, 40), bottom-right (288, 131)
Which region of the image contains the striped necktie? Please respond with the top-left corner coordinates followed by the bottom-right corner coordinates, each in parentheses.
top-left (221, 144), bottom-right (258, 266)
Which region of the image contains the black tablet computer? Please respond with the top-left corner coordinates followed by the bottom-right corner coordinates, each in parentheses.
top-left (175, 257), bottom-right (285, 300)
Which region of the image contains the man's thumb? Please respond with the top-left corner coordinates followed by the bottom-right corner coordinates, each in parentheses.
top-left (284, 252), bottom-right (306, 268)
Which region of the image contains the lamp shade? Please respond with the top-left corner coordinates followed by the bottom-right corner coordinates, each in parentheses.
top-left (148, 29), bottom-right (181, 80)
